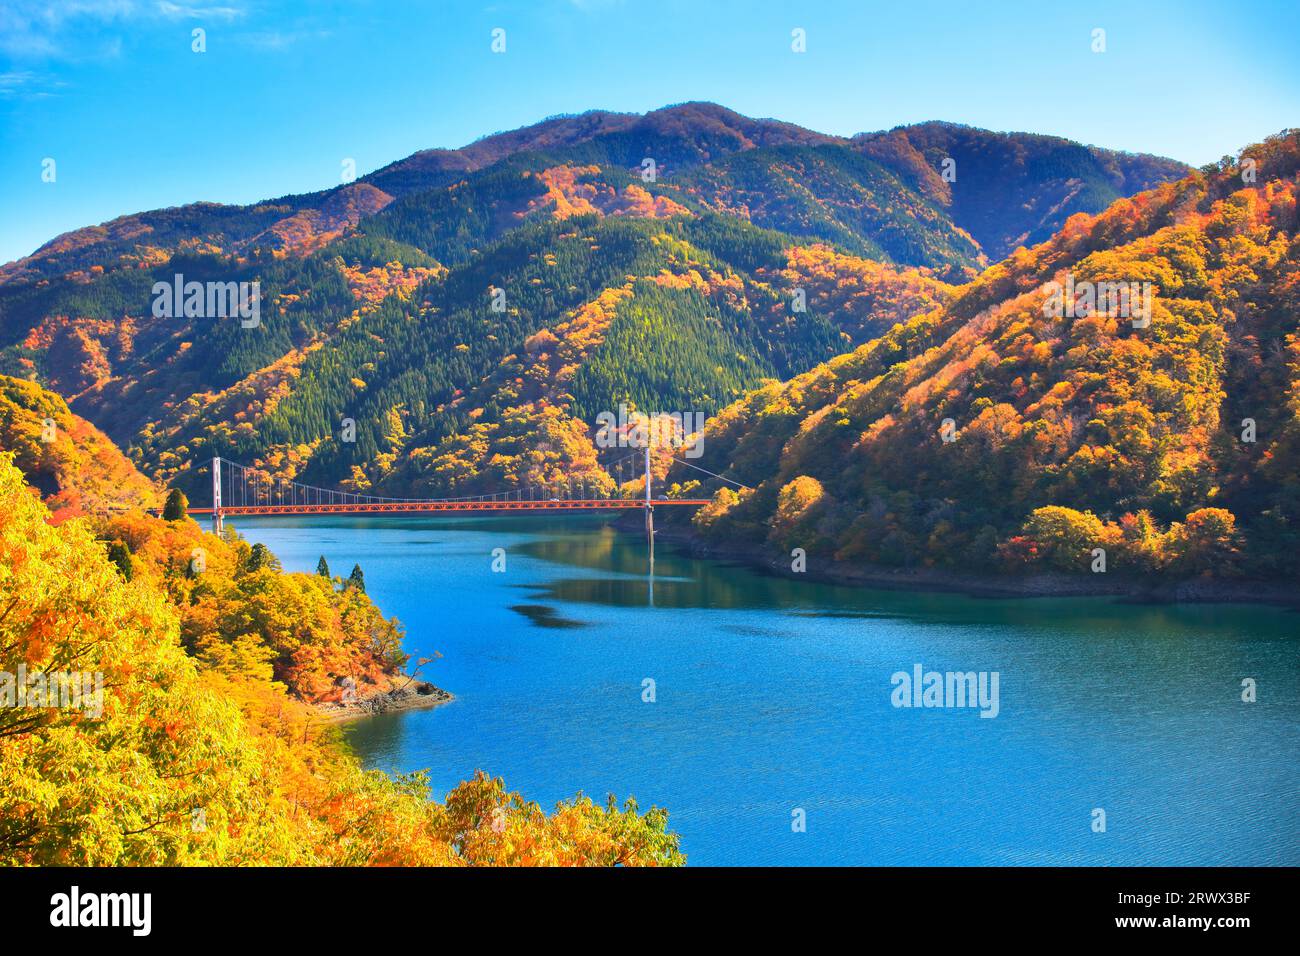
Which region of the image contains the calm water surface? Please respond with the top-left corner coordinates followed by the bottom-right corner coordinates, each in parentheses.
top-left (238, 515), bottom-right (1299, 865)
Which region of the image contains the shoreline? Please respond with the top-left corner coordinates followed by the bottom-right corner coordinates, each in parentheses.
top-left (313, 677), bottom-right (454, 724)
top-left (646, 521), bottom-right (1300, 608)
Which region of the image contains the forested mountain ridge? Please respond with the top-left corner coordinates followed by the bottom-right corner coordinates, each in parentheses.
top-left (675, 130), bottom-right (1300, 582)
top-left (2, 104), bottom-right (1184, 286)
top-left (855, 121), bottom-right (1190, 261)
top-left (0, 104), bottom-right (1187, 502)
top-left (363, 102), bottom-right (840, 197)
top-left (0, 103), bottom-right (845, 288)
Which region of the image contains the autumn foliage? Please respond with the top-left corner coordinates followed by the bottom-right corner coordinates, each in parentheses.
top-left (0, 375), bottom-right (160, 521)
top-left (0, 449), bottom-right (682, 866)
top-left (682, 130), bottom-right (1300, 581)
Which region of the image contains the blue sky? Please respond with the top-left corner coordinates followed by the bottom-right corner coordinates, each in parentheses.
top-left (1, 0), bottom-right (1296, 264)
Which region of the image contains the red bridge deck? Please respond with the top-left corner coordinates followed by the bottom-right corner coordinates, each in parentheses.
top-left (190, 499), bottom-right (711, 517)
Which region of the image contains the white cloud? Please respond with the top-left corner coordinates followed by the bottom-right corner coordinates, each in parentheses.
top-left (156, 2), bottom-right (246, 20)
top-left (235, 25), bottom-right (330, 50)
top-left (0, 0), bottom-right (245, 59)
top-left (0, 69), bottom-right (67, 98)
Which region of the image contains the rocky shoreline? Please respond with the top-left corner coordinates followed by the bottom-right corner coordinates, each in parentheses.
top-left (647, 522), bottom-right (1300, 608)
top-left (314, 677), bottom-right (454, 723)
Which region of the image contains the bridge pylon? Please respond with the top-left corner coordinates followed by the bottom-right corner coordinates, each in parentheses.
top-left (644, 438), bottom-right (654, 568)
top-left (212, 456), bottom-right (224, 535)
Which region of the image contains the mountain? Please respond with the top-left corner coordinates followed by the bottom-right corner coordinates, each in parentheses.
top-left (855, 121), bottom-right (1190, 261)
top-left (0, 103), bottom-right (1189, 503)
top-left (363, 102), bottom-right (838, 196)
top-left (673, 129), bottom-right (1300, 581)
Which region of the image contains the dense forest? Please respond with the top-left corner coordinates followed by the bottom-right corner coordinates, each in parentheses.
top-left (0, 104), bottom-right (1187, 512)
top-left (10, 107), bottom-right (1290, 584)
top-left (674, 130), bottom-right (1300, 582)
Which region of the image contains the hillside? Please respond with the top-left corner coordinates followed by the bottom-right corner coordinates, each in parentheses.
top-left (672, 130), bottom-right (1300, 582)
top-left (0, 104), bottom-right (1186, 504)
top-left (0, 449), bottom-right (683, 865)
top-left (856, 121), bottom-right (1189, 261)
top-left (0, 377), bottom-right (684, 864)
top-left (0, 374), bottom-right (160, 520)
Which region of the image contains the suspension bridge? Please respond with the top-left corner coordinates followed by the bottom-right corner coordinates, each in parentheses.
top-left (189, 447), bottom-right (734, 535)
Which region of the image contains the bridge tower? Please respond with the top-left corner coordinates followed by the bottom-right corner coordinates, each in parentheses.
top-left (211, 456), bottom-right (223, 535)
top-left (644, 438), bottom-right (654, 566)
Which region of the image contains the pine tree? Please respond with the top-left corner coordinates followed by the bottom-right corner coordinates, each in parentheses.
top-left (316, 555), bottom-right (331, 578)
top-left (162, 488), bottom-right (188, 521)
top-left (105, 541), bottom-right (133, 580)
top-left (245, 543), bottom-right (281, 573)
top-left (345, 563), bottom-right (366, 593)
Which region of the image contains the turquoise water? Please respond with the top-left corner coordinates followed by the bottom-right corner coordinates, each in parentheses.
top-left (238, 514), bottom-right (1299, 866)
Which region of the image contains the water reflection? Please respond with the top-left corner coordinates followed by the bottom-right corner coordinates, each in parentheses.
top-left (508, 604), bottom-right (589, 629)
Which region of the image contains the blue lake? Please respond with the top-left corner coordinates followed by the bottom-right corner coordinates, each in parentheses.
top-left (238, 514), bottom-right (1300, 865)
